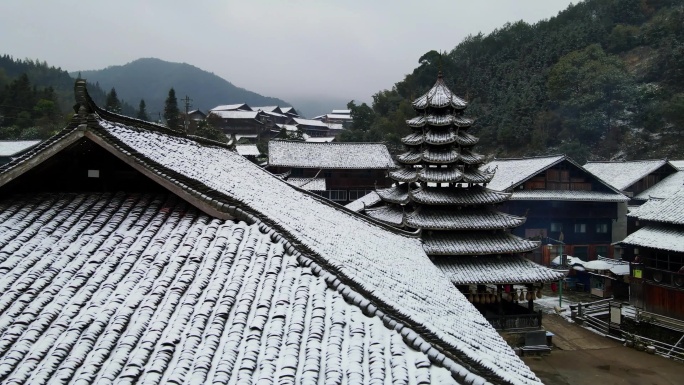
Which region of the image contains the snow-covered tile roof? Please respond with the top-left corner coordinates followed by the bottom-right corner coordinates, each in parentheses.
top-left (268, 140), bottom-right (396, 169)
top-left (668, 160), bottom-right (684, 170)
top-left (276, 123), bottom-right (299, 132)
top-left (423, 231), bottom-right (539, 256)
top-left (406, 207), bottom-right (526, 230)
top-left (345, 191), bottom-right (381, 212)
top-left (634, 171), bottom-right (684, 200)
top-left (365, 204), bottom-right (405, 226)
top-left (583, 160), bottom-right (672, 191)
top-left (293, 118), bottom-right (329, 128)
top-left (628, 188), bottom-right (684, 225)
top-left (209, 110), bottom-right (260, 120)
top-left (412, 76), bottom-right (467, 110)
top-left (621, 224), bottom-right (684, 253)
top-left (325, 113), bottom-right (352, 120)
top-left (326, 123), bottom-right (344, 130)
top-left (484, 155), bottom-right (565, 191)
top-left (332, 109), bottom-right (351, 114)
top-left (510, 190), bottom-right (629, 202)
top-left (0, 81), bottom-right (546, 383)
top-left (434, 256), bottom-right (564, 285)
top-left (411, 186), bottom-right (511, 206)
top-left (305, 136), bottom-right (336, 143)
top-left (0, 140), bottom-right (41, 157)
top-left (286, 177), bottom-right (326, 191)
top-left (376, 184), bottom-right (410, 205)
top-left (210, 103), bottom-right (252, 111)
top-left (252, 106), bottom-right (281, 113)
top-left (0, 192), bottom-right (459, 384)
top-left (235, 144), bottom-right (260, 156)
top-left (89, 122), bottom-right (540, 384)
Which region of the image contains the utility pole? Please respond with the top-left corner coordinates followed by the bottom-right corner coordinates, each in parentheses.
top-left (181, 95), bottom-right (193, 133)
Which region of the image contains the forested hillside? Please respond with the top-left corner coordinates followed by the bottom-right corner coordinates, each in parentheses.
top-left (74, 58), bottom-right (292, 118)
top-left (0, 55), bottom-right (134, 140)
top-left (344, 0), bottom-right (684, 163)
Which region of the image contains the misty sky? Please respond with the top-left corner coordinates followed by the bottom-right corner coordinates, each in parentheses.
top-left (1, 0), bottom-right (575, 104)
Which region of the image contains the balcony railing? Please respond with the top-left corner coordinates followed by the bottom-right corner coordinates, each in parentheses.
top-left (485, 310), bottom-right (543, 330)
top-left (643, 267), bottom-right (684, 288)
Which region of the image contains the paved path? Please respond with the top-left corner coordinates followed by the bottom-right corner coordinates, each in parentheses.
top-left (523, 314), bottom-right (684, 384)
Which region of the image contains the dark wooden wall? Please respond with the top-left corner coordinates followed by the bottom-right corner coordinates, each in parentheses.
top-left (643, 283), bottom-right (684, 319)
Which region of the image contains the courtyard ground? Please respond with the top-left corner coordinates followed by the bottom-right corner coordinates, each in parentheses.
top-left (522, 288), bottom-right (684, 384)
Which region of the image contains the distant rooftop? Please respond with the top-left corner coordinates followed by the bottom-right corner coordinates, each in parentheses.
top-left (584, 159), bottom-right (675, 191)
top-left (269, 140), bottom-right (396, 169)
top-left (0, 140), bottom-right (42, 157)
top-left (484, 155), bottom-right (565, 191)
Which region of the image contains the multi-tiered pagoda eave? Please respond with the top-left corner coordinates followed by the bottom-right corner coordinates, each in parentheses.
top-left (366, 72), bottom-right (561, 305)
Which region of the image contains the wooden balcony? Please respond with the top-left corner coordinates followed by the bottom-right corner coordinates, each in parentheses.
top-left (485, 310), bottom-right (543, 330)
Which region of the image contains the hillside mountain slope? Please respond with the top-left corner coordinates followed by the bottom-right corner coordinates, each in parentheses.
top-left (0, 55), bottom-right (135, 140)
top-left (354, 0), bottom-right (684, 163)
top-left (73, 58), bottom-right (293, 117)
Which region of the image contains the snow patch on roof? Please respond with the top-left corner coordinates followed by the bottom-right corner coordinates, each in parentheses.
top-left (268, 140), bottom-right (396, 169)
top-left (0, 140), bottom-right (42, 157)
top-left (94, 121), bottom-right (540, 384)
top-left (484, 155), bottom-right (565, 191)
top-left (584, 160), bottom-right (671, 191)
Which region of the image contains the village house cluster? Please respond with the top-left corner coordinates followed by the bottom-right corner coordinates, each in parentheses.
top-left (0, 75), bottom-right (682, 384)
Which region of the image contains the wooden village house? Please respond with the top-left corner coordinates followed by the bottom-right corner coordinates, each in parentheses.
top-left (267, 140), bottom-right (396, 204)
top-left (583, 159), bottom-right (678, 203)
top-left (621, 188), bottom-right (684, 320)
top-left (484, 155), bottom-right (630, 265)
top-left (354, 73), bottom-right (563, 330)
top-left (0, 80), bottom-right (546, 385)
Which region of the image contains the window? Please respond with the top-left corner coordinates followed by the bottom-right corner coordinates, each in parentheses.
top-left (574, 223), bottom-right (586, 233)
top-left (574, 246), bottom-right (588, 261)
top-left (596, 223), bottom-right (609, 234)
top-left (348, 189), bottom-right (374, 201)
top-left (595, 245), bottom-right (609, 259)
top-left (550, 222), bottom-right (562, 232)
top-left (326, 190), bottom-right (347, 202)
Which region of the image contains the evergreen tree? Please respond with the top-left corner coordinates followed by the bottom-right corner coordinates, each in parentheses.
top-left (137, 99), bottom-right (149, 121)
top-left (194, 120), bottom-right (227, 142)
top-left (164, 88), bottom-right (180, 130)
top-left (105, 87), bottom-right (122, 113)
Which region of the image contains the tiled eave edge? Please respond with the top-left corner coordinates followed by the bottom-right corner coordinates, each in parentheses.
top-left (87, 128), bottom-right (504, 384)
top-left (288, 247), bottom-right (492, 385)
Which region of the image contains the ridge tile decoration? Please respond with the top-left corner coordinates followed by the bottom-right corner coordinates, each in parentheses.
top-left (0, 81), bottom-right (545, 385)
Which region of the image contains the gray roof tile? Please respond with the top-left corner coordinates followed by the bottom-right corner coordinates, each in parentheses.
top-left (423, 231), bottom-right (539, 256)
top-left (634, 171), bottom-right (684, 200)
top-left (621, 224), bottom-right (684, 253)
top-left (344, 192), bottom-right (381, 213)
top-left (434, 256), bottom-right (563, 285)
top-left (0, 193), bottom-right (459, 384)
top-left (584, 160), bottom-right (672, 191)
top-left (510, 190), bottom-right (628, 202)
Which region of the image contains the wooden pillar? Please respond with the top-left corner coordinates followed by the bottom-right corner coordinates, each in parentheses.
top-left (497, 284), bottom-right (504, 315)
top-left (527, 284), bottom-right (534, 311)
